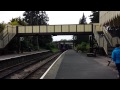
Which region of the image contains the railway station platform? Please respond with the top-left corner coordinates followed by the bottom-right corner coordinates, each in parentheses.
top-left (42, 50), bottom-right (118, 79)
top-left (0, 50), bottom-right (48, 61)
top-left (0, 50), bottom-right (51, 70)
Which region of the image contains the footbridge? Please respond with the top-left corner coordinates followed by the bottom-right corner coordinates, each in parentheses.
top-left (0, 22), bottom-right (119, 56)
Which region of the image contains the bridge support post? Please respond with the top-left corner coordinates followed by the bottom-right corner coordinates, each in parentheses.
top-left (17, 36), bottom-right (20, 54)
top-left (73, 36), bottom-right (76, 49)
top-left (89, 36), bottom-right (92, 53)
top-left (36, 35), bottom-right (39, 50)
top-left (58, 41), bottom-right (60, 49)
top-left (90, 24), bottom-right (94, 53)
top-left (16, 26), bottom-right (20, 54)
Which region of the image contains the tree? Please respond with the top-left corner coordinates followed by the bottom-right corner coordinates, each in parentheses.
top-left (74, 13), bottom-right (89, 46)
top-left (9, 17), bottom-right (27, 26)
top-left (7, 17), bottom-right (27, 52)
top-left (23, 11), bottom-right (52, 50)
top-left (79, 13), bottom-right (87, 24)
top-left (89, 11), bottom-right (99, 23)
top-left (23, 11), bottom-right (49, 25)
top-left (39, 11), bottom-right (49, 25)
top-left (0, 22), bottom-right (5, 33)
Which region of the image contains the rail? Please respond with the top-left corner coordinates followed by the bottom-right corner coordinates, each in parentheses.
top-left (102, 27), bottom-right (113, 46)
top-left (102, 27), bottom-right (120, 47)
top-left (93, 25), bottom-right (108, 55)
top-left (18, 24), bottom-right (92, 34)
top-left (0, 25), bottom-right (17, 48)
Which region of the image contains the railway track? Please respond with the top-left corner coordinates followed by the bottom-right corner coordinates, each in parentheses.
top-left (23, 53), bottom-right (60, 79)
top-left (0, 52), bottom-right (61, 79)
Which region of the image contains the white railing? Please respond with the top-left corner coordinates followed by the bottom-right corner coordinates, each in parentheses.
top-left (102, 27), bottom-right (113, 46)
top-left (103, 36), bottom-right (108, 55)
top-left (93, 25), bottom-right (108, 55)
top-left (118, 37), bottom-right (120, 44)
top-left (0, 23), bottom-right (120, 52)
top-left (18, 24), bottom-right (93, 33)
top-left (102, 27), bottom-right (120, 47)
top-left (0, 25), bottom-right (17, 48)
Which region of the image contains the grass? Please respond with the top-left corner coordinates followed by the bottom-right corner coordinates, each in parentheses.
top-left (51, 48), bottom-right (59, 53)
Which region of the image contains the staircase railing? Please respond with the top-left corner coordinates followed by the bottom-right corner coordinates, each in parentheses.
top-left (102, 27), bottom-right (112, 46)
top-left (0, 26), bottom-right (7, 48)
top-left (102, 27), bottom-right (120, 47)
top-left (0, 25), bottom-right (17, 48)
top-left (93, 24), bottom-right (108, 55)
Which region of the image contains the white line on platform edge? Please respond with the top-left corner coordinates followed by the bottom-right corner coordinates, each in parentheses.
top-left (40, 51), bottom-right (67, 79)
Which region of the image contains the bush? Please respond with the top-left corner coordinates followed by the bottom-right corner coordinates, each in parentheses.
top-left (76, 44), bottom-right (81, 51)
top-left (51, 47), bottom-right (59, 53)
top-left (76, 42), bottom-right (90, 53)
top-left (80, 42), bottom-right (87, 52)
top-left (0, 23), bottom-right (5, 33)
top-left (10, 21), bottom-right (19, 25)
top-left (86, 43), bottom-right (90, 52)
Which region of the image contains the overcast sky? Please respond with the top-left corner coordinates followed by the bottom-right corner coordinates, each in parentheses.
top-left (0, 11), bottom-right (92, 41)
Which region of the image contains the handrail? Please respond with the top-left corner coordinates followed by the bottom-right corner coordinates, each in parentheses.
top-left (93, 25), bottom-right (100, 46)
top-left (0, 24), bottom-right (119, 50)
top-left (0, 25), bottom-right (17, 48)
top-left (102, 27), bottom-right (120, 47)
top-left (102, 27), bottom-right (113, 46)
top-left (93, 25), bottom-right (108, 55)
top-left (0, 26), bottom-right (8, 39)
top-left (103, 36), bottom-right (108, 55)
top-left (118, 37), bottom-right (120, 44)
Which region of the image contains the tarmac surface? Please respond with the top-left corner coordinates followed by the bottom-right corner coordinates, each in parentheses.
top-left (43, 50), bottom-right (118, 79)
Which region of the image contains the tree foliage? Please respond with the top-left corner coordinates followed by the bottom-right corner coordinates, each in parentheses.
top-left (74, 13), bottom-right (89, 46)
top-left (23, 11), bottom-right (52, 51)
top-left (23, 11), bottom-right (49, 25)
top-left (76, 42), bottom-right (90, 52)
top-left (9, 17), bottom-right (27, 26)
top-left (79, 13), bottom-right (87, 24)
top-left (0, 22), bottom-right (5, 32)
top-left (89, 11), bottom-right (99, 23)
top-left (7, 11), bottom-right (52, 52)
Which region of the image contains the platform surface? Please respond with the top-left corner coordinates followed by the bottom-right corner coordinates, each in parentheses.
top-left (43, 50), bottom-right (117, 79)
